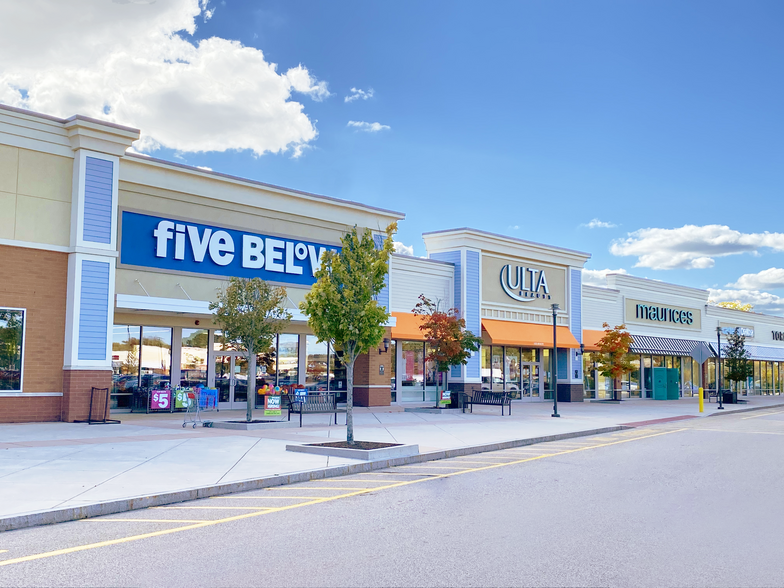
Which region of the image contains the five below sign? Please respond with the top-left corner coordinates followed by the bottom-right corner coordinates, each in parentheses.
top-left (120, 211), bottom-right (338, 286)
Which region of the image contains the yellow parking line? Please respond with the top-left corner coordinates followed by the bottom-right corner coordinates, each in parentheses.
top-left (264, 486), bottom-right (375, 490)
top-left (209, 496), bottom-right (327, 500)
top-left (392, 465), bottom-right (474, 470)
top-left (81, 519), bottom-right (207, 524)
top-left (154, 506), bottom-right (276, 511)
top-left (741, 410), bottom-right (784, 420)
top-left (294, 479), bottom-right (393, 483)
top-left (364, 472), bottom-right (439, 476)
top-left (0, 550), bottom-right (7, 554)
top-left (0, 428), bottom-right (684, 568)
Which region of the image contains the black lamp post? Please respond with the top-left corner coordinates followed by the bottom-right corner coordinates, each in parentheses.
top-left (716, 327), bottom-right (724, 410)
top-left (551, 303), bottom-right (560, 418)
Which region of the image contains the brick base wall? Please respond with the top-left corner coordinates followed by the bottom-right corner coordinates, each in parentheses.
top-left (62, 370), bottom-right (112, 422)
top-left (0, 396), bottom-right (62, 423)
top-left (352, 327), bottom-right (392, 407)
top-left (557, 383), bottom-right (584, 402)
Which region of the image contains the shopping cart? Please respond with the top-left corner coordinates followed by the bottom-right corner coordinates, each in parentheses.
top-left (182, 388), bottom-right (202, 428)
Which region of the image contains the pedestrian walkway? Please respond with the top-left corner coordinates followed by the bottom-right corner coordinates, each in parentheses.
top-left (1, 396), bottom-right (781, 521)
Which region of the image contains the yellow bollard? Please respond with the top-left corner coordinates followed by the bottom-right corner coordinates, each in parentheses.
top-left (698, 387), bottom-right (704, 413)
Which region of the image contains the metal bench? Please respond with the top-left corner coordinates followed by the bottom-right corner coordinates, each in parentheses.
top-left (286, 392), bottom-right (346, 427)
top-left (461, 390), bottom-right (512, 416)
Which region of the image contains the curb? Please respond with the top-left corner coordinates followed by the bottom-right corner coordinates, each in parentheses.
top-left (705, 401), bottom-right (784, 417)
top-left (0, 425), bottom-right (628, 533)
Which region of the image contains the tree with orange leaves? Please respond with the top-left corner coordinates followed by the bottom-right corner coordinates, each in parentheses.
top-left (595, 322), bottom-right (635, 401)
top-left (413, 295), bottom-right (482, 406)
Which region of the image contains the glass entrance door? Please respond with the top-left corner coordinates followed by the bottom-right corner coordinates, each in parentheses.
top-left (215, 353), bottom-right (249, 410)
top-left (519, 362), bottom-right (543, 401)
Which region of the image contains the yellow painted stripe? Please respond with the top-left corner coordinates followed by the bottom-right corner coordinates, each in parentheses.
top-left (364, 472), bottom-right (439, 476)
top-left (0, 551), bottom-right (7, 554)
top-left (209, 496), bottom-right (327, 500)
top-left (0, 428), bottom-right (684, 568)
top-left (262, 486), bottom-right (375, 490)
top-left (741, 410), bottom-right (784, 420)
top-left (390, 465), bottom-right (474, 470)
top-left (154, 506), bottom-right (275, 511)
top-left (81, 519), bottom-right (207, 524)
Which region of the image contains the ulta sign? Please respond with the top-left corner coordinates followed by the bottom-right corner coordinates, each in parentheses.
top-left (120, 211), bottom-right (338, 286)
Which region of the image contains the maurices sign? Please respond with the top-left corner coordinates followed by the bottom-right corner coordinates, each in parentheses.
top-left (499, 264), bottom-right (552, 303)
top-left (120, 211), bottom-right (337, 286)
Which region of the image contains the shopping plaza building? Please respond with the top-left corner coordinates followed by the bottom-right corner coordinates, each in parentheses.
top-left (2, 104), bottom-right (784, 423)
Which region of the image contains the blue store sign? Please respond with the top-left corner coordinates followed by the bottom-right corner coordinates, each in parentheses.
top-left (120, 211), bottom-right (338, 286)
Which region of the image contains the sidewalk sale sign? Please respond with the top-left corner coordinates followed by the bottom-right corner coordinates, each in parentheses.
top-left (150, 389), bottom-right (171, 410)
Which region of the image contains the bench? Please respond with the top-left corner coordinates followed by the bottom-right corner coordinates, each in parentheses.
top-left (286, 392), bottom-right (346, 427)
top-left (461, 390), bottom-right (512, 416)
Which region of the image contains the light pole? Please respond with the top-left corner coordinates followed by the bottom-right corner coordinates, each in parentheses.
top-left (551, 303), bottom-right (560, 418)
top-left (716, 327), bottom-right (724, 410)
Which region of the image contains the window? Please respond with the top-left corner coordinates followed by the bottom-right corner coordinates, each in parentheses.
top-left (180, 329), bottom-right (208, 387)
top-left (0, 308), bottom-right (25, 392)
top-left (306, 336), bottom-right (329, 390)
top-left (140, 326), bottom-right (172, 390)
top-left (277, 334), bottom-right (299, 388)
top-left (389, 341), bottom-right (396, 402)
top-left (111, 325), bottom-right (140, 408)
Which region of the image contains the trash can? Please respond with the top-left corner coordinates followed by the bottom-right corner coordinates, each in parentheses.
top-left (722, 391), bottom-right (737, 404)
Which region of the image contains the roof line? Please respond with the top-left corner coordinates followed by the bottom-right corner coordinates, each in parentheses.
top-left (0, 103), bottom-right (140, 133)
top-left (124, 153), bottom-right (405, 219)
top-left (422, 227), bottom-right (591, 257)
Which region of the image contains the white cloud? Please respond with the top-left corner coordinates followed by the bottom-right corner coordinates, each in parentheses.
top-left (344, 87), bottom-right (374, 103)
top-left (582, 268), bottom-right (628, 287)
top-left (581, 218), bottom-right (617, 229)
top-left (727, 268), bottom-right (784, 291)
top-left (708, 288), bottom-right (784, 315)
top-left (610, 225), bottom-right (784, 270)
top-left (347, 121), bottom-right (390, 133)
top-left (394, 241), bottom-right (414, 256)
top-left (196, 165), bottom-right (213, 171)
top-left (508, 225), bottom-right (519, 230)
top-left (0, 0), bottom-right (328, 157)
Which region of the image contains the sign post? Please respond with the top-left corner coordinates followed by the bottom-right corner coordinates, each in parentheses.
top-left (689, 343), bottom-right (713, 413)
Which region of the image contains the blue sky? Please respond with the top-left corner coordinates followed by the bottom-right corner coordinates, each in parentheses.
top-left (2, 0), bottom-right (783, 311)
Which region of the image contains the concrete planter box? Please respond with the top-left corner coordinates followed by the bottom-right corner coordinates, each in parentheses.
top-left (286, 443), bottom-right (420, 461)
top-left (211, 420), bottom-right (298, 430)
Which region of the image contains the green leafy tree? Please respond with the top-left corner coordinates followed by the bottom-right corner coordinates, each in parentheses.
top-left (413, 295), bottom-right (482, 406)
top-left (300, 223), bottom-right (396, 444)
top-left (595, 323), bottom-right (636, 401)
top-left (210, 277), bottom-right (292, 422)
top-left (724, 328), bottom-right (753, 393)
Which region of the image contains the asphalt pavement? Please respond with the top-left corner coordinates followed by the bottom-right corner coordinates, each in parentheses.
top-left (1, 407), bottom-right (783, 587)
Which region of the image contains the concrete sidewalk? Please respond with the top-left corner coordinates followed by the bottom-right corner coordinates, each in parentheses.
top-left (1, 396), bottom-right (782, 524)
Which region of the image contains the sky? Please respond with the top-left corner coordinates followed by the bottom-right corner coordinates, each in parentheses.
top-left (1, 0), bottom-right (783, 313)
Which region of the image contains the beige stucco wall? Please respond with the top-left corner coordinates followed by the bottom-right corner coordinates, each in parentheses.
top-left (0, 144), bottom-right (72, 246)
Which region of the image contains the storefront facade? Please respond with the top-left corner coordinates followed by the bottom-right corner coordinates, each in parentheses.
top-left (4, 103), bottom-right (784, 422)
top-left (582, 274), bottom-right (784, 398)
top-left (0, 105), bottom-right (403, 422)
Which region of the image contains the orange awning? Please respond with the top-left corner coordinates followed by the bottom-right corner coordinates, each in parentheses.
top-left (482, 319), bottom-right (581, 349)
top-left (391, 312), bottom-right (427, 341)
top-left (582, 329), bottom-right (607, 352)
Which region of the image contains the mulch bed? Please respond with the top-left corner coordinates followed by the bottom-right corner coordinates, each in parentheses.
top-left (307, 441), bottom-right (401, 450)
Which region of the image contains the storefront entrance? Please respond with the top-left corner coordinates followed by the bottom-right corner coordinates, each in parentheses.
top-left (519, 362), bottom-right (543, 400)
top-left (214, 352), bottom-right (249, 410)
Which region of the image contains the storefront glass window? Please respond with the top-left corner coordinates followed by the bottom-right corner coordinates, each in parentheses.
top-left (681, 357), bottom-right (693, 396)
top-left (505, 347), bottom-right (521, 399)
top-left (481, 346), bottom-right (492, 389)
top-left (277, 334), bottom-right (299, 388)
top-left (753, 361), bottom-right (761, 392)
top-left (629, 355), bottom-right (641, 398)
top-left (0, 309), bottom-right (24, 392)
top-left (491, 347), bottom-right (504, 393)
top-left (425, 343), bottom-right (438, 388)
top-left (111, 325), bottom-right (140, 408)
top-left (329, 345), bottom-right (347, 396)
top-left (691, 358), bottom-right (701, 393)
top-left (642, 355), bottom-right (652, 398)
top-left (542, 349), bottom-right (551, 399)
top-left (520, 349), bottom-right (537, 363)
top-left (180, 329), bottom-right (208, 387)
top-left (401, 341), bottom-right (424, 401)
top-left (583, 352), bottom-right (596, 399)
top-left (140, 326), bottom-right (172, 390)
top-left (306, 336), bottom-right (329, 390)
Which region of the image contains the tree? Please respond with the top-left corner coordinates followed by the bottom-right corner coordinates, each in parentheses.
top-left (594, 322), bottom-right (636, 401)
top-left (300, 222), bottom-right (396, 444)
top-left (210, 277), bottom-right (292, 422)
top-left (724, 328), bottom-right (753, 393)
top-left (709, 299), bottom-right (754, 312)
top-left (412, 295), bottom-right (482, 407)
